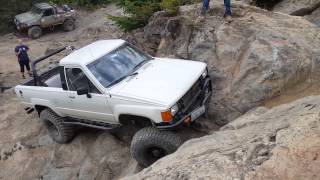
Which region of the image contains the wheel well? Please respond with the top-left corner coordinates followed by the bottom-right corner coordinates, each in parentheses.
top-left (28, 25), bottom-right (41, 29)
top-left (118, 114), bottom-right (153, 128)
top-left (34, 105), bottom-right (48, 116)
top-left (64, 18), bottom-right (75, 23)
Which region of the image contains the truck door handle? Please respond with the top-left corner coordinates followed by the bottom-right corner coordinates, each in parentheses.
top-left (68, 95), bottom-right (76, 99)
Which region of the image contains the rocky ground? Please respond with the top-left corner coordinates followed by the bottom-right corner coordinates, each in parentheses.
top-left (125, 95), bottom-right (320, 180)
top-left (0, 1), bottom-right (320, 180)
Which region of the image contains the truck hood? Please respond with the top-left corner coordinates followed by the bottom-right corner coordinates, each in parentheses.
top-left (15, 12), bottom-right (40, 24)
top-left (109, 58), bottom-right (206, 107)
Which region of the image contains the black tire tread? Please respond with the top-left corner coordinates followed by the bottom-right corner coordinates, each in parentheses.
top-left (40, 109), bottom-right (75, 144)
top-left (28, 26), bottom-right (42, 39)
top-left (63, 19), bottom-right (75, 31)
top-left (131, 127), bottom-right (182, 167)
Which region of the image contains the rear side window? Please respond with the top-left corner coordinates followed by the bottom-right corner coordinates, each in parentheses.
top-left (65, 68), bottom-right (101, 94)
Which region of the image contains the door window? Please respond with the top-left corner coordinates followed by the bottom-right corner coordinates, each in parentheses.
top-left (65, 68), bottom-right (101, 94)
top-left (43, 9), bottom-right (54, 16)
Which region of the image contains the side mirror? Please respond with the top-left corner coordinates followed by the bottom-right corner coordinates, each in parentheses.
top-left (76, 87), bottom-right (91, 98)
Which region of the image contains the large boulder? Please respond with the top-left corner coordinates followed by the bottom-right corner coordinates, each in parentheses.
top-left (127, 2), bottom-right (320, 126)
top-left (272, 0), bottom-right (320, 15)
top-left (124, 95), bottom-right (320, 180)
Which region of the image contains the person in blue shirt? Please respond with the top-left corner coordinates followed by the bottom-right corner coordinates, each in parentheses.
top-left (15, 39), bottom-right (31, 79)
top-left (202, 0), bottom-right (232, 22)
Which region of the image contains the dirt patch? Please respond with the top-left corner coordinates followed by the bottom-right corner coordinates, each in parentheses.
top-left (263, 83), bottom-right (320, 108)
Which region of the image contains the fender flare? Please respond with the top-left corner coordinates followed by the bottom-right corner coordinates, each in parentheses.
top-left (31, 98), bottom-right (64, 117)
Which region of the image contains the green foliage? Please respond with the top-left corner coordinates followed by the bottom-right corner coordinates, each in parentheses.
top-left (109, 0), bottom-right (192, 32)
top-left (160, 0), bottom-right (181, 14)
top-left (50, 0), bottom-right (111, 7)
top-left (108, 0), bottom-right (161, 32)
top-left (108, 15), bottom-right (146, 32)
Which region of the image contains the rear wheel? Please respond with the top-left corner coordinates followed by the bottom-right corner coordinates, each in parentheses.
top-left (40, 109), bottom-right (75, 144)
top-left (130, 127), bottom-right (182, 167)
top-left (28, 26), bottom-right (42, 39)
top-left (63, 19), bottom-right (75, 31)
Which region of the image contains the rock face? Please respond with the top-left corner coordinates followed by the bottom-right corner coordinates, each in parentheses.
top-left (272, 0), bottom-right (320, 15)
top-left (127, 1), bottom-right (320, 126)
top-left (306, 7), bottom-right (320, 26)
top-left (124, 95), bottom-right (320, 180)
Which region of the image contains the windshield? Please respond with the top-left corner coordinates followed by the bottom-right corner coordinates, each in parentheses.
top-left (30, 6), bottom-right (42, 14)
top-left (87, 44), bottom-right (152, 88)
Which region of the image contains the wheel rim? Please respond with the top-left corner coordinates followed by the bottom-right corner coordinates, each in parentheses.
top-left (33, 29), bottom-right (40, 38)
top-left (44, 120), bottom-right (59, 137)
top-left (146, 146), bottom-right (167, 162)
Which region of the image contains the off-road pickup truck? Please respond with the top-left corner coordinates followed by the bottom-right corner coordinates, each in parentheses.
top-left (15, 39), bottom-right (212, 167)
top-left (14, 2), bottom-right (76, 39)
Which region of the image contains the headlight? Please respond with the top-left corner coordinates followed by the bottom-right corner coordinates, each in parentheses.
top-left (161, 104), bottom-right (179, 122)
top-left (170, 104), bottom-right (179, 116)
top-left (201, 68), bottom-right (208, 78)
top-left (20, 23), bottom-right (27, 28)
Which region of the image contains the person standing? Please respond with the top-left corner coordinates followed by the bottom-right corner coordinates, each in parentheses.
top-left (15, 39), bottom-right (32, 79)
top-left (202, 0), bottom-right (232, 21)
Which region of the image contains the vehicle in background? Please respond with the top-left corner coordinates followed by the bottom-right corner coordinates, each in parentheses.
top-left (14, 2), bottom-right (76, 39)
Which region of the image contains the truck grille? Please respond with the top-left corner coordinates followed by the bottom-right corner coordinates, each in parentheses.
top-left (178, 77), bottom-right (203, 113)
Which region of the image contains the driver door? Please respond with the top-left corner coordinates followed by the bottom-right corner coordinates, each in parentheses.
top-left (41, 8), bottom-right (59, 28)
top-left (64, 67), bottom-right (115, 123)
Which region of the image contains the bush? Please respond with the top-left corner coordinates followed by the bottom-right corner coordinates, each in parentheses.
top-left (109, 0), bottom-right (161, 32)
top-left (108, 15), bottom-right (147, 32)
top-left (50, 0), bottom-right (111, 6)
top-left (160, 0), bottom-right (181, 14)
top-left (110, 0), bottom-right (192, 32)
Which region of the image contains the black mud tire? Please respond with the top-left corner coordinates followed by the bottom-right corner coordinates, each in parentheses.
top-left (28, 26), bottom-right (42, 39)
top-left (130, 127), bottom-right (182, 167)
top-left (63, 19), bottom-right (75, 31)
top-left (40, 109), bottom-right (75, 144)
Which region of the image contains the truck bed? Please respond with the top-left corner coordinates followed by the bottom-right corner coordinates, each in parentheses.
top-left (23, 67), bottom-right (62, 88)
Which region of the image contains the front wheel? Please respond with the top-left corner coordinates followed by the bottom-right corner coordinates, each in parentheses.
top-left (28, 26), bottom-right (42, 39)
top-left (130, 127), bottom-right (182, 167)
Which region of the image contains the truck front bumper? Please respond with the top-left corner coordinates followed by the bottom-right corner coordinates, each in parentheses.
top-left (156, 76), bottom-right (212, 129)
top-left (14, 19), bottom-right (28, 31)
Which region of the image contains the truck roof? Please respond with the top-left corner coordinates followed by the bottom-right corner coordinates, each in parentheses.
top-left (60, 39), bottom-right (126, 66)
top-left (34, 2), bottom-right (53, 10)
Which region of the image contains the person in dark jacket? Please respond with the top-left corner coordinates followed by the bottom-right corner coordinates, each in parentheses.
top-left (202, 0), bottom-right (232, 21)
top-left (15, 39), bottom-right (31, 79)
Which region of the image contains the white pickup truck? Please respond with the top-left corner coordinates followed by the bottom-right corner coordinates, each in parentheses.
top-left (15, 39), bottom-right (212, 167)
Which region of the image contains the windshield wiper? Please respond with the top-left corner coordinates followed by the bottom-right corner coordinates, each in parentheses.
top-left (107, 72), bottom-right (139, 87)
top-left (133, 59), bottom-right (151, 71)
top-left (107, 59), bottom-right (151, 88)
